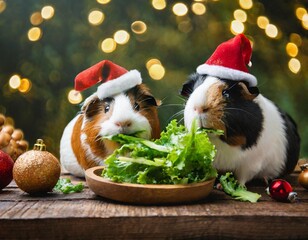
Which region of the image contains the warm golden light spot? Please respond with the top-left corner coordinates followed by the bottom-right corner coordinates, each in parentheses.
top-left (148, 64), bottom-right (165, 80)
top-left (9, 75), bottom-right (21, 89)
top-left (0, 0), bottom-right (6, 13)
top-left (288, 58), bottom-right (301, 74)
top-left (146, 58), bottom-right (162, 70)
top-left (68, 90), bottom-right (83, 104)
top-left (28, 27), bottom-right (42, 41)
top-left (152, 0), bottom-right (166, 10)
top-left (30, 12), bottom-right (43, 25)
top-left (41, 6), bottom-right (55, 20)
top-left (257, 16), bottom-right (269, 29)
top-left (230, 20), bottom-right (245, 34)
top-left (101, 38), bottom-right (117, 53)
top-left (113, 30), bottom-right (130, 45)
top-left (295, 7), bottom-right (307, 20)
top-left (302, 14), bottom-right (308, 30)
top-left (265, 24), bottom-right (278, 38)
top-left (234, 9), bottom-right (247, 22)
top-left (192, 3), bottom-right (206, 15)
top-left (131, 21), bottom-right (147, 34)
top-left (97, 0), bottom-right (111, 4)
top-left (88, 10), bottom-right (104, 26)
top-left (286, 43), bottom-right (298, 57)
top-left (239, 0), bottom-right (253, 10)
top-left (18, 78), bottom-right (32, 93)
top-left (172, 3), bottom-right (188, 16)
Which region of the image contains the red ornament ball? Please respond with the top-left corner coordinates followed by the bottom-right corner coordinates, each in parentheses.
top-left (267, 179), bottom-right (297, 202)
top-left (0, 150), bottom-right (14, 190)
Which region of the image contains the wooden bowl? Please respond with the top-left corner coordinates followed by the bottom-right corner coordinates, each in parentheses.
top-left (85, 166), bottom-right (215, 204)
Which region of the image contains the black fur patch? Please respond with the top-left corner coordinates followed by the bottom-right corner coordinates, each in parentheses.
top-left (219, 79), bottom-right (264, 149)
top-left (180, 73), bottom-right (207, 98)
top-left (278, 110), bottom-right (301, 175)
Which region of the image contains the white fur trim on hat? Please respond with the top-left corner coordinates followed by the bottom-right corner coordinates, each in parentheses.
top-left (197, 64), bottom-right (257, 87)
top-left (97, 70), bottom-right (142, 99)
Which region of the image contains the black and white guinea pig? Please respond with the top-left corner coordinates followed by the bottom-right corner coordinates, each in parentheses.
top-left (181, 73), bottom-right (300, 185)
top-left (60, 84), bottom-right (160, 177)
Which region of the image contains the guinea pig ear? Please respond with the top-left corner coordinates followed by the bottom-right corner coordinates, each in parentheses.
top-left (179, 73), bottom-right (200, 98)
top-left (238, 82), bottom-right (259, 100)
top-left (81, 94), bottom-right (102, 119)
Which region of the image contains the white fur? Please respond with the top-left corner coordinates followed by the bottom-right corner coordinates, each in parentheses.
top-left (197, 64), bottom-right (257, 87)
top-left (60, 115), bottom-right (85, 177)
top-left (97, 70), bottom-right (142, 99)
top-left (184, 77), bottom-right (288, 185)
top-left (60, 92), bottom-right (152, 177)
top-left (99, 94), bottom-right (152, 139)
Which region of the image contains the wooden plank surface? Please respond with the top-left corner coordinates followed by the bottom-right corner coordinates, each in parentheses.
top-left (0, 172), bottom-right (308, 240)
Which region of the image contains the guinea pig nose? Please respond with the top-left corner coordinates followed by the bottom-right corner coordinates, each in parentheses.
top-left (115, 120), bottom-right (132, 128)
top-left (194, 106), bottom-right (208, 114)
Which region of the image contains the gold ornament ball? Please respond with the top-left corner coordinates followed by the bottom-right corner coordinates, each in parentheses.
top-left (13, 139), bottom-right (60, 194)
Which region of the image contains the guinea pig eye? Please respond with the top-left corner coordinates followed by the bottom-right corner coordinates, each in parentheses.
top-left (134, 102), bottom-right (140, 111)
top-left (222, 90), bottom-right (230, 99)
top-left (104, 103), bottom-right (110, 113)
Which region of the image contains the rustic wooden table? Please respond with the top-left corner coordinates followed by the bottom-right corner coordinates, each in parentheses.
top-left (1, 170), bottom-right (307, 240)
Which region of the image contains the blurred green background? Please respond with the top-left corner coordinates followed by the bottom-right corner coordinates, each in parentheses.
top-left (0, 0), bottom-right (307, 158)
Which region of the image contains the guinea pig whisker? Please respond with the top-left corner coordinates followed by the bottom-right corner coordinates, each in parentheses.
top-left (167, 110), bottom-right (184, 122)
top-left (159, 103), bottom-right (184, 108)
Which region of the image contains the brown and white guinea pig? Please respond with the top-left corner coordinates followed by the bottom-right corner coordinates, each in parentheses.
top-left (60, 60), bottom-right (160, 177)
top-left (180, 34), bottom-right (300, 185)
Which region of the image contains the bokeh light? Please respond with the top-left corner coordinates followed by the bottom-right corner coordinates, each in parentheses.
top-left (302, 14), bottom-right (308, 30)
top-left (152, 0), bottom-right (166, 10)
top-left (41, 6), bottom-right (55, 20)
top-left (131, 21), bottom-right (147, 34)
top-left (68, 90), bottom-right (83, 104)
top-left (234, 9), bottom-right (247, 22)
top-left (192, 3), bottom-right (206, 15)
top-left (230, 20), bottom-right (244, 34)
top-left (18, 78), bottom-right (32, 93)
top-left (239, 0), bottom-right (253, 10)
top-left (9, 75), bottom-right (21, 89)
top-left (288, 58), bottom-right (301, 74)
top-left (257, 16), bottom-right (269, 29)
top-left (265, 24), bottom-right (278, 38)
top-left (0, 0), bottom-right (6, 13)
top-left (97, 0), bottom-right (111, 4)
top-left (286, 43), bottom-right (298, 57)
top-left (113, 30), bottom-right (130, 45)
top-left (88, 10), bottom-right (105, 25)
top-left (172, 3), bottom-right (188, 17)
top-left (290, 33), bottom-right (302, 46)
top-left (146, 58), bottom-right (162, 69)
top-left (148, 64), bottom-right (165, 80)
top-left (28, 27), bottom-right (42, 41)
top-left (178, 20), bottom-right (193, 33)
top-left (101, 38), bottom-right (117, 53)
top-left (30, 12), bottom-right (43, 25)
top-left (295, 7), bottom-right (307, 20)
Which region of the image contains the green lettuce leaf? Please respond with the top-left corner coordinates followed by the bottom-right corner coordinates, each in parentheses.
top-left (219, 172), bottom-right (261, 203)
top-left (102, 119), bottom-right (218, 184)
top-left (54, 178), bottom-right (84, 194)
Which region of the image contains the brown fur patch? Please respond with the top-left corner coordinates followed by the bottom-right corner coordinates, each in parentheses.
top-left (224, 135), bottom-right (247, 146)
top-left (203, 82), bottom-right (226, 132)
top-left (126, 84), bottom-right (161, 139)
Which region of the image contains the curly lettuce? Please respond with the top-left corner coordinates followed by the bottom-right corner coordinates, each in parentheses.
top-left (102, 119), bottom-right (218, 184)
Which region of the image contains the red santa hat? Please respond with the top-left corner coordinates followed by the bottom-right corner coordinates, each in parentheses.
top-left (74, 60), bottom-right (142, 99)
top-left (197, 34), bottom-right (257, 87)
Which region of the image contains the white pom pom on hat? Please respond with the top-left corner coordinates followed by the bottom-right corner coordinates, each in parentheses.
top-left (197, 34), bottom-right (257, 87)
top-left (74, 60), bottom-right (142, 99)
